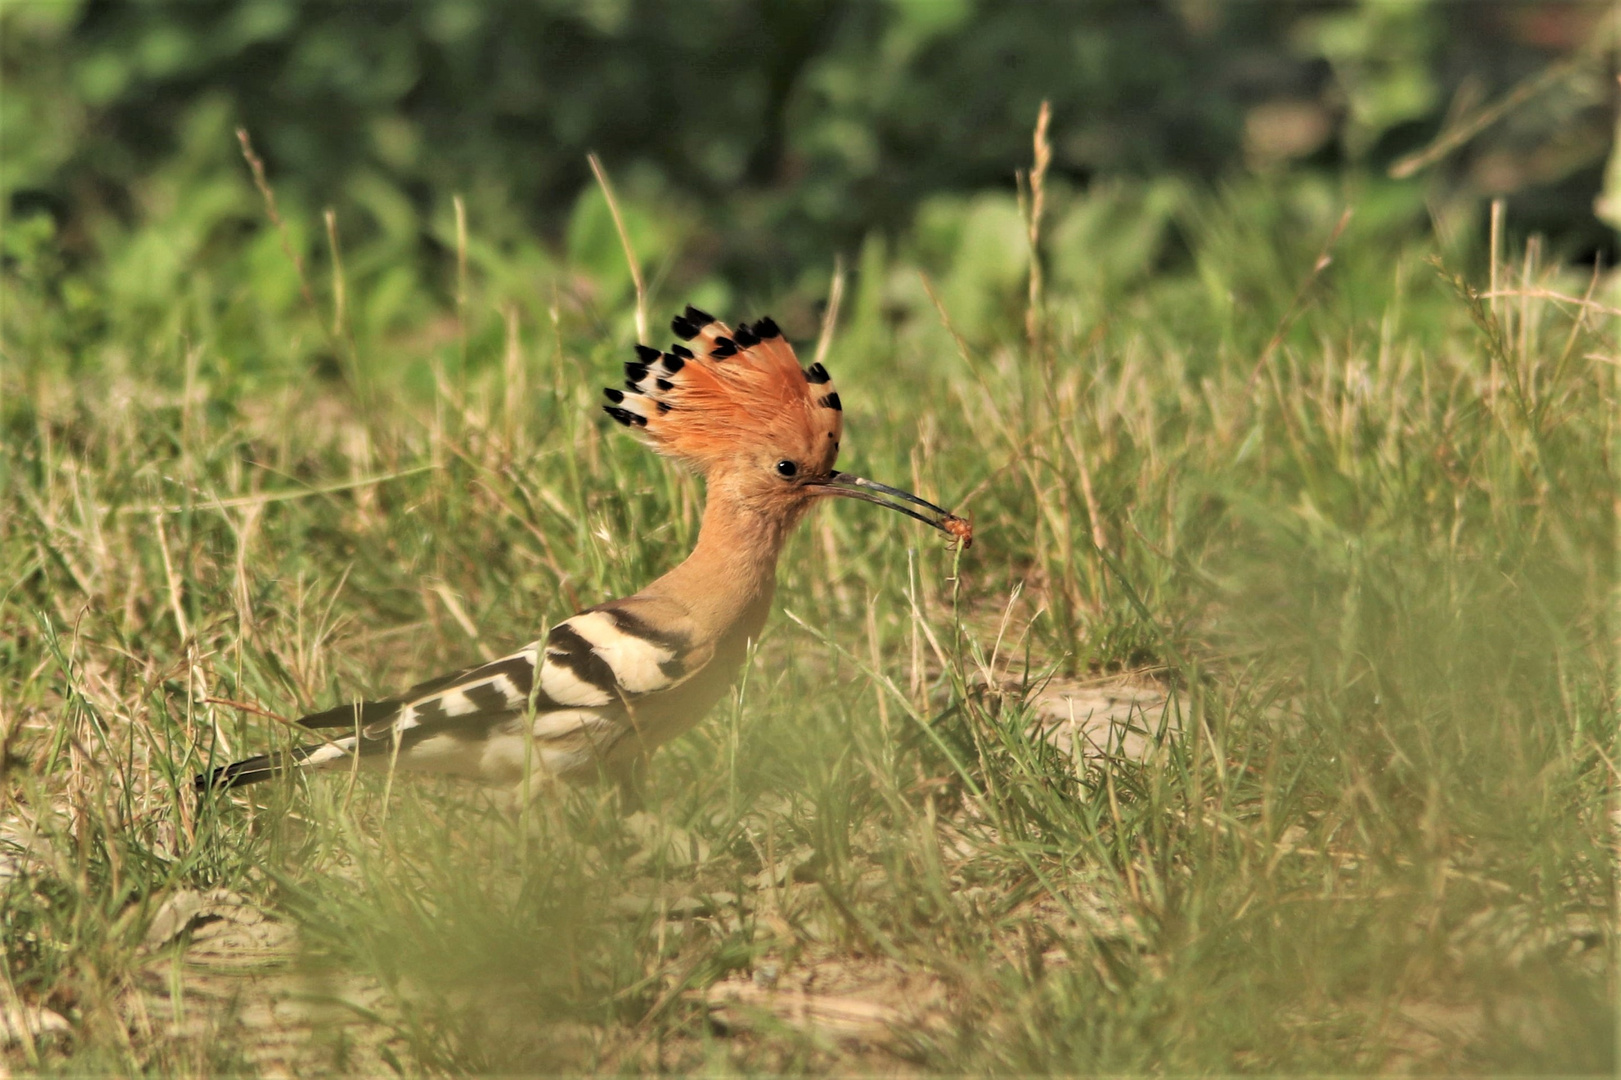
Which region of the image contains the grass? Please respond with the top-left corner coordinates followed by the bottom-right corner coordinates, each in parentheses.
top-left (0, 165), bottom-right (1615, 1074)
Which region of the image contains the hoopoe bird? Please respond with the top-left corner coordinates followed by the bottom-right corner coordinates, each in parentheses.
top-left (199, 306), bottom-right (967, 803)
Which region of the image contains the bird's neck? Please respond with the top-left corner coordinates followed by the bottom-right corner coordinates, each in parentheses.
top-left (644, 492), bottom-right (799, 642)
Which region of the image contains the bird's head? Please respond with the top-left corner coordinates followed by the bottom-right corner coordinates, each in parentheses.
top-left (603, 306), bottom-right (968, 541)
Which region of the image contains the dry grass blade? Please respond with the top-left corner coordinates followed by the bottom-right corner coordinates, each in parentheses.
top-left (812, 254), bottom-right (846, 372)
top-left (1389, 49), bottom-right (1603, 179)
top-left (323, 209), bottom-right (349, 342)
top-left (1245, 205), bottom-right (1354, 392)
top-left (588, 153), bottom-right (648, 343)
top-left (236, 128), bottom-right (338, 356)
top-left (120, 464), bottom-right (436, 516)
top-left (1023, 98), bottom-right (1052, 352)
top-left (454, 193), bottom-right (470, 374)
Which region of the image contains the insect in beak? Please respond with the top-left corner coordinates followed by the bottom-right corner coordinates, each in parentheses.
top-left (813, 471), bottom-right (972, 546)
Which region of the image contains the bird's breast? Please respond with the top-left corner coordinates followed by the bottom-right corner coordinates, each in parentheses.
top-left (598, 621), bottom-right (759, 769)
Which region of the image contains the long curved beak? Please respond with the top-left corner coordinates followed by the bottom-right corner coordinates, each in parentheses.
top-left (812, 471), bottom-right (971, 545)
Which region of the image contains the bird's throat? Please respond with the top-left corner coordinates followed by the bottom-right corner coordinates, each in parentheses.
top-left (643, 492), bottom-right (797, 642)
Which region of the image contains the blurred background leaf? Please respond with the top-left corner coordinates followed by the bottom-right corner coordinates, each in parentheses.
top-left (3, 0), bottom-right (1614, 338)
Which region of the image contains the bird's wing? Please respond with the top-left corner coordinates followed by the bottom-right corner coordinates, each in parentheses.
top-left (292, 594), bottom-right (711, 762)
top-left (536, 595), bottom-right (710, 705)
top-left (297, 656), bottom-right (530, 730)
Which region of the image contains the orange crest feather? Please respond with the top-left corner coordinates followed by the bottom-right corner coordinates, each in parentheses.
top-left (602, 307), bottom-right (844, 475)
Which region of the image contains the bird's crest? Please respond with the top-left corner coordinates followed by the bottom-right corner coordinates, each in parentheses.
top-left (602, 306), bottom-right (843, 473)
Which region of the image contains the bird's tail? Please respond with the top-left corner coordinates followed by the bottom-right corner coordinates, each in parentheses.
top-left (194, 738), bottom-right (355, 795)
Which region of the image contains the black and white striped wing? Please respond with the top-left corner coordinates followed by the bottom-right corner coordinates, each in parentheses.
top-left (535, 600), bottom-right (708, 706)
top-left (281, 595), bottom-right (710, 782)
top-left (297, 650), bottom-right (539, 734)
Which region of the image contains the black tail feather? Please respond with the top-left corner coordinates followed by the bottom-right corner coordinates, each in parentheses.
top-left (194, 747), bottom-right (316, 796)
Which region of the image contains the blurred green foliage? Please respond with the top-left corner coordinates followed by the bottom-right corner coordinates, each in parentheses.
top-left (3, 0), bottom-right (1614, 323)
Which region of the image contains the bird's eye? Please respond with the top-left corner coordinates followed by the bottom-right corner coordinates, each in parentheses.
top-left (775, 460), bottom-right (799, 479)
